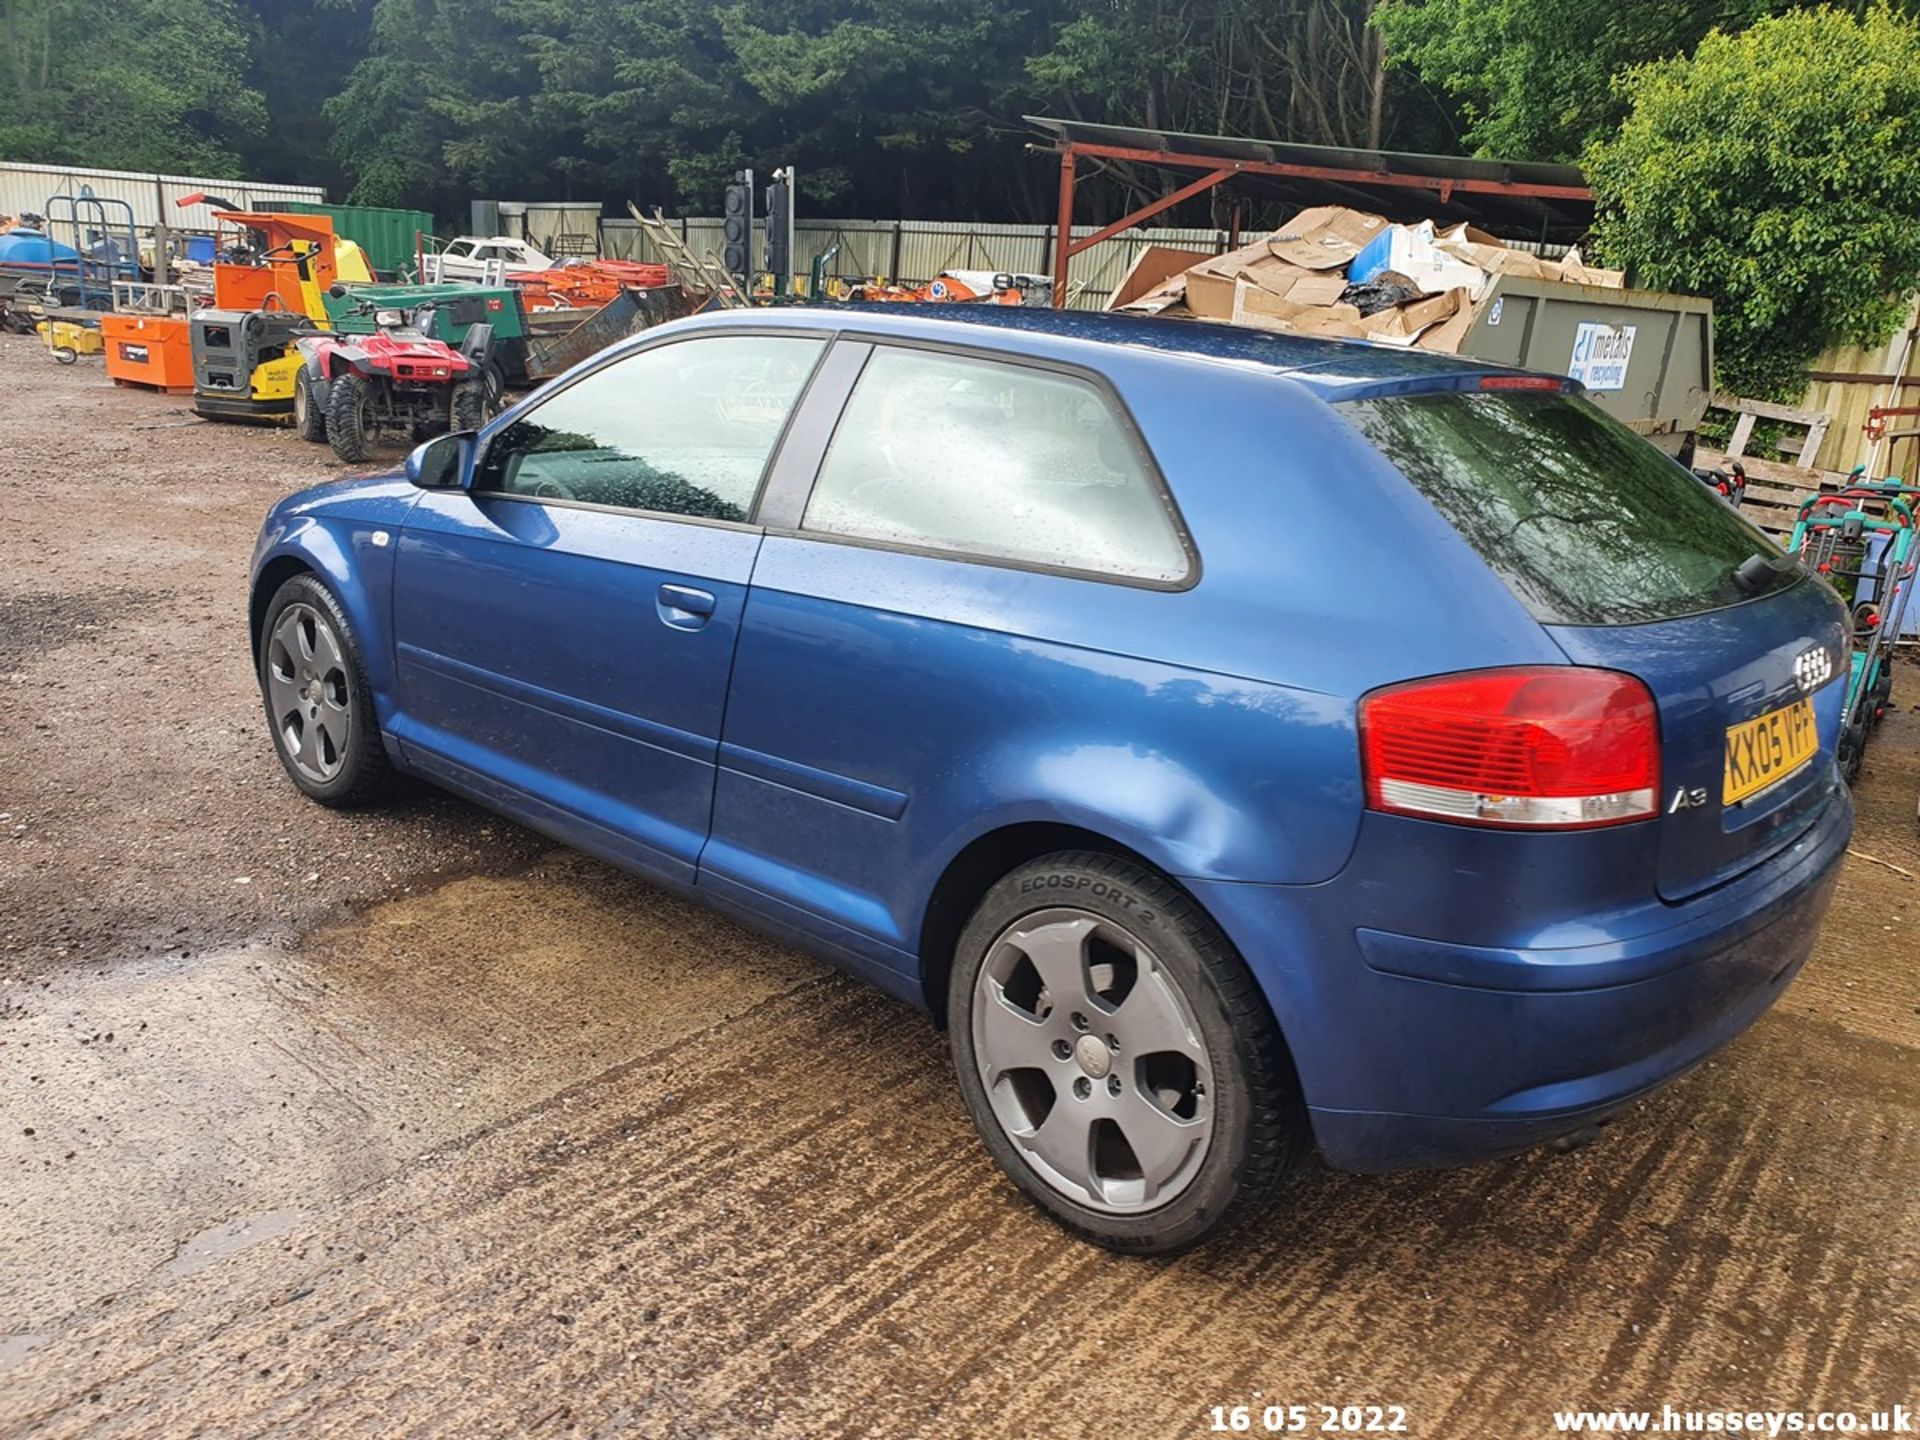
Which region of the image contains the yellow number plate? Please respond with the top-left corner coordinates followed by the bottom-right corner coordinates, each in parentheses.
top-left (1723, 697), bottom-right (1818, 806)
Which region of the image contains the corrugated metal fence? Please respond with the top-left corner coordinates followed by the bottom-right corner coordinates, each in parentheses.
top-left (587, 216), bottom-right (1232, 310)
top-left (0, 160), bottom-right (323, 231)
top-left (485, 206), bottom-right (1578, 310)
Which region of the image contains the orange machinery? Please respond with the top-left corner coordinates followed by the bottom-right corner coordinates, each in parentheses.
top-left (511, 258), bottom-right (672, 311)
top-left (844, 269), bottom-right (1052, 306)
top-left (106, 210), bottom-right (340, 398)
top-left (201, 210), bottom-right (339, 315)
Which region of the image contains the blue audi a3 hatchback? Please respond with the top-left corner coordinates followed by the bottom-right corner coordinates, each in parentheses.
top-left (250, 305), bottom-right (1851, 1252)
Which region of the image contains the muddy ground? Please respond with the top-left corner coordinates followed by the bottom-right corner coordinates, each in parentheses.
top-left (2, 331), bottom-right (1917, 1439)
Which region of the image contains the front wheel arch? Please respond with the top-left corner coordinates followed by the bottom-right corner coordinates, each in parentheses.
top-left (250, 555), bottom-right (315, 659)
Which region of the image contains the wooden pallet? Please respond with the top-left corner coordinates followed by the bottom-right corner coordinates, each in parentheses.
top-left (1691, 446), bottom-right (1852, 543)
top-left (1710, 391), bottom-right (1832, 470)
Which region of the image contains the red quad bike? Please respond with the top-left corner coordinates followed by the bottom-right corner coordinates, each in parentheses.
top-left (294, 285), bottom-right (500, 464)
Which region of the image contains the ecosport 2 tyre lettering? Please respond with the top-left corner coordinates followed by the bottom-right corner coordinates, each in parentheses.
top-left (949, 851), bottom-right (1307, 1255)
top-left (326, 372), bottom-right (375, 464)
top-left (257, 574), bottom-right (396, 808)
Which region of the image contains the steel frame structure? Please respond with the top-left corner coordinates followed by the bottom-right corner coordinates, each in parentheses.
top-left (1046, 137), bottom-right (1594, 308)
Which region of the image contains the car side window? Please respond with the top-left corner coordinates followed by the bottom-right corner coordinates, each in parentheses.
top-left (801, 346), bottom-right (1190, 583)
top-left (475, 334), bottom-right (827, 522)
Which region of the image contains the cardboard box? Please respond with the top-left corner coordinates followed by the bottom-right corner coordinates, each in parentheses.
top-left (1268, 206), bottom-right (1390, 271)
top-left (1123, 199), bottom-right (1625, 356)
top-left (1108, 244), bottom-right (1214, 310)
top-left (1361, 288), bottom-right (1462, 346)
top-left (1414, 291), bottom-right (1477, 354)
top-left (1284, 273), bottom-right (1350, 307)
top-left (1183, 267), bottom-right (1240, 321)
top-left (1556, 248), bottom-right (1626, 289)
top-left (1231, 279), bottom-right (1365, 337)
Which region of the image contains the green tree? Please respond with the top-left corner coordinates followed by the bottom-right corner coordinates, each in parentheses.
top-left (1027, 0), bottom-right (1391, 151)
top-left (0, 0), bottom-right (267, 173)
top-left (720, 0), bottom-right (1052, 213)
top-left (1374, 0), bottom-right (1785, 161)
top-left (325, 0), bottom-right (548, 212)
top-left (1587, 4), bottom-right (1920, 397)
top-left (330, 0), bottom-right (1061, 219)
top-left (233, 0), bottom-right (376, 194)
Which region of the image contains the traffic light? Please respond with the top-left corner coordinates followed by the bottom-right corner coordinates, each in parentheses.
top-left (764, 174), bottom-right (792, 282)
top-left (722, 170), bottom-right (753, 283)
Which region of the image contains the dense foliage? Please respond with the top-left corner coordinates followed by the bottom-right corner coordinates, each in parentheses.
top-left (1588, 5), bottom-right (1920, 396)
top-left (0, 0), bottom-right (268, 173)
top-left (8, 0), bottom-right (1920, 400)
top-left (1371, 0), bottom-right (1790, 162)
top-left (0, 0), bottom-right (1428, 219)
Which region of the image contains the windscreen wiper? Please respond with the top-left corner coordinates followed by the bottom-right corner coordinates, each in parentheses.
top-left (1732, 552), bottom-right (1781, 596)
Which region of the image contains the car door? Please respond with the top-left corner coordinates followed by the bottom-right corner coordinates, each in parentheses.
top-left (701, 339), bottom-right (1207, 978)
top-left (388, 329), bottom-right (830, 885)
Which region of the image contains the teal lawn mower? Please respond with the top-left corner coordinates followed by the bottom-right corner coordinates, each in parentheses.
top-left (1787, 472), bottom-right (1918, 783)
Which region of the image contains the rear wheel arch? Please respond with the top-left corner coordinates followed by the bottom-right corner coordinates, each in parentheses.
top-left (944, 845), bottom-right (1311, 1251)
top-left (918, 822), bottom-right (1261, 1033)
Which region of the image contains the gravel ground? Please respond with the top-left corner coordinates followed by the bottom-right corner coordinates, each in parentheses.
top-left (0, 334), bottom-right (549, 980)
top-left (2, 332), bottom-right (1917, 1438)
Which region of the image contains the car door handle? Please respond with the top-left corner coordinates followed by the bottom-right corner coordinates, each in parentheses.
top-left (657, 583), bottom-right (716, 630)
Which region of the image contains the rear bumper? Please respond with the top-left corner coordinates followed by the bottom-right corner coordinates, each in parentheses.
top-left (1187, 781), bottom-right (1852, 1172)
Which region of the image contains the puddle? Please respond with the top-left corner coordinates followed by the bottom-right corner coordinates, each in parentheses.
top-left (165, 1207), bottom-right (312, 1281)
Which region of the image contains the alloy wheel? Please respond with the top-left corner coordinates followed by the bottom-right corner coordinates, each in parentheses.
top-left (264, 602), bottom-right (353, 782)
top-left (970, 907), bottom-right (1214, 1213)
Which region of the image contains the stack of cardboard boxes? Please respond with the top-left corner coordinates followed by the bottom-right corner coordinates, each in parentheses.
top-left (1110, 205), bottom-right (1623, 353)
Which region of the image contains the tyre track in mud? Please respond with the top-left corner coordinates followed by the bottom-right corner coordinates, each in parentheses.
top-left (6, 966), bottom-right (1916, 1439)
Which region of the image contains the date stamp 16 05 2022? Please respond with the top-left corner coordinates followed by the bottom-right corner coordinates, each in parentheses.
top-left (1208, 1404), bottom-right (1411, 1435)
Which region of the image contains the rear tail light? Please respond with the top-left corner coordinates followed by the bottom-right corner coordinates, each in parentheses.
top-left (1360, 667), bottom-right (1659, 829)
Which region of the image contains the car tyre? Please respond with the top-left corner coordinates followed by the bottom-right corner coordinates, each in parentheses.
top-left (293, 368), bottom-right (327, 443)
top-left (949, 850), bottom-right (1307, 1255)
top-left (257, 573), bottom-right (396, 808)
top-left (326, 372), bottom-right (376, 463)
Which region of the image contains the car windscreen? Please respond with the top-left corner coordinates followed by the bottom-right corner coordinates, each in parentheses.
top-left (1339, 389), bottom-right (1799, 626)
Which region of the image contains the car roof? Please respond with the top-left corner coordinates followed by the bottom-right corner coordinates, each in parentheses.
top-left (675, 301), bottom-right (1535, 403)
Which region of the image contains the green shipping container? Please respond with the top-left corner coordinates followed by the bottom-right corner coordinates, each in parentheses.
top-left (280, 201), bottom-right (435, 280)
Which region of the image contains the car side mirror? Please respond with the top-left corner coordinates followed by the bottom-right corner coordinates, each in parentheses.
top-left (407, 431), bottom-right (475, 490)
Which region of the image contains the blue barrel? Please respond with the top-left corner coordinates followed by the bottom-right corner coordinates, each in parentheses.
top-left (0, 228), bottom-right (82, 268)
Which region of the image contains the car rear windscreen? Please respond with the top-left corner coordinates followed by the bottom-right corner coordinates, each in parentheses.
top-left (1341, 390), bottom-right (1798, 625)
